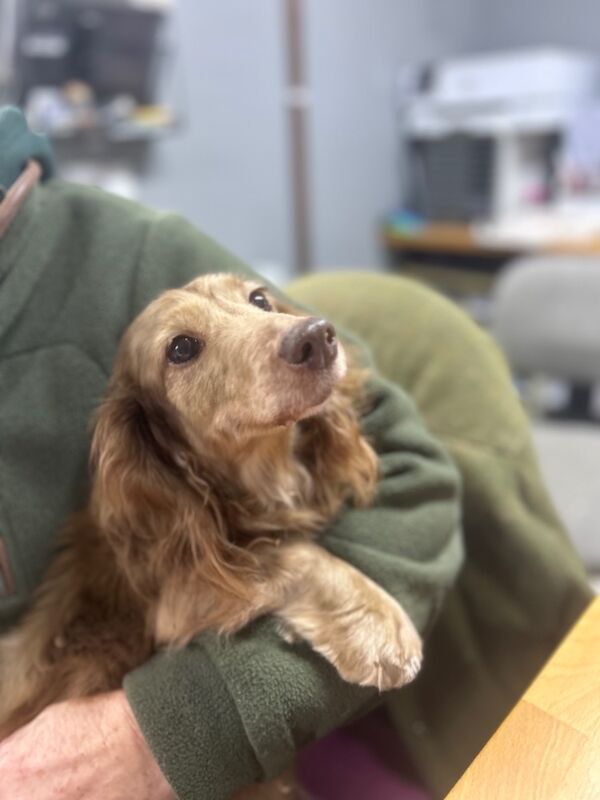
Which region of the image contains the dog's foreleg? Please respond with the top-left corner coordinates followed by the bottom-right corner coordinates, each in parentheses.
top-left (275, 541), bottom-right (422, 690)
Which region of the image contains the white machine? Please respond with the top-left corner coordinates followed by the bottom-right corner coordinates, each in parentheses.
top-left (401, 48), bottom-right (600, 221)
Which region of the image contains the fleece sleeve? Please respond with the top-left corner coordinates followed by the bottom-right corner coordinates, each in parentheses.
top-left (123, 214), bottom-right (463, 800)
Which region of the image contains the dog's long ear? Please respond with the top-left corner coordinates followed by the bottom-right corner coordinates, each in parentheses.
top-left (91, 387), bottom-right (181, 527)
top-left (89, 385), bottom-right (258, 600)
top-left (90, 388), bottom-right (186, 590)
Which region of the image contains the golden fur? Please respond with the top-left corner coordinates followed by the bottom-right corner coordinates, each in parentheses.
top-left (0, 274), bottom-right (422, 796)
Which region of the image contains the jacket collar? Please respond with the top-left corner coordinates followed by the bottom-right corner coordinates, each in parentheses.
top-left (0, 107), bottom-right (54, 192)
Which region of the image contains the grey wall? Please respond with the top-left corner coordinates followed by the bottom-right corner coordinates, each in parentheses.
top-left (306, 0), bottom-right (472, 269)
top-left (463, 0), bottom-right (600, 52)
top-left (138, 0), bottom-right (475, 276)
top-left (139, 0), bottom-right (291, 278)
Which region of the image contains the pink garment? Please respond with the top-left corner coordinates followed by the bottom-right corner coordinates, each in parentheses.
top-left (298, 713), bottom-right (430, 800)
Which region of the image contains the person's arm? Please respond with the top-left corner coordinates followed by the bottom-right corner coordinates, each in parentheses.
top-left (0, 692), bottom-right (174, 800)
top-left (121, 214), bottom-right (463, 799)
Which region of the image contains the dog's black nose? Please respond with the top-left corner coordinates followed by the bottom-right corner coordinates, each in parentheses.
top-left (279, 317), bottom-right (338, 370)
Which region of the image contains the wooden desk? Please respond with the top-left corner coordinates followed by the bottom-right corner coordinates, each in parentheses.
top-left (446, 597), bottom-right (600, 799)
top-left (384, 223), bottom-right (600, 262)
top-left (384, 224), bottom-right (522, 261)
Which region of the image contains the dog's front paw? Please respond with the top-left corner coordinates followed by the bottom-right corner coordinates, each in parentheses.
top-left (325, 601), bottom-right (423, 691)
top-left (275, 543), bottom-right (423, 692)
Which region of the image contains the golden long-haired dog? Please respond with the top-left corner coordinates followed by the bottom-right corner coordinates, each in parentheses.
top-left (0, 274), bottom-right (422, 797)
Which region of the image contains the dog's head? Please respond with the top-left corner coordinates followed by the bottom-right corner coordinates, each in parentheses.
top-left (116, 274), bottom-right (347, 446)
top-left (90, 274), bottom-right (376, 599)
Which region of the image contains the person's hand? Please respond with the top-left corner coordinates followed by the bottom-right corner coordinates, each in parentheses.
top-left (0, 690), bottom-right (175, 800)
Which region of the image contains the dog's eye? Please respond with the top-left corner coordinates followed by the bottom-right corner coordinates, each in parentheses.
top-left (249, 288), bottom-right (272, 312)
top-left (166, 335), bottom-right (203, 365)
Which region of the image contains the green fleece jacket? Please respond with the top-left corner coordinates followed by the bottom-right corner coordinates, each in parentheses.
top-left (0, 111), bottom-right (462, 798)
